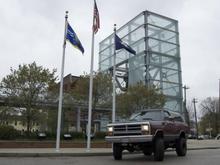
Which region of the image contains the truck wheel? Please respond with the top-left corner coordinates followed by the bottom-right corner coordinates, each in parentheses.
top-left (113, 143), bottom-right (123, 160)
top-left (153, 138), bottom-right (164, 161)
top-left (176, 137), bottom-right (187, 156)
top-left (143, 150), bottom-right (152, 156)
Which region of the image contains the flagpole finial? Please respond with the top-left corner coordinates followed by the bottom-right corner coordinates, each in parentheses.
top-left (65, 11), bottom-right (69, 19)
top-left (114, 24), bottom-right (116, 32)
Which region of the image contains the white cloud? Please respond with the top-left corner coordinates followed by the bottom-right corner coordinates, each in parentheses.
top-left (0, 0), bottom-right (220, 103)
top-left (177, 0), bottom-right (220, 101)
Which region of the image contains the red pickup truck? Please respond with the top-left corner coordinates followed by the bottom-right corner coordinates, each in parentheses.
top-left (105, 109), bottom-right (189, 161)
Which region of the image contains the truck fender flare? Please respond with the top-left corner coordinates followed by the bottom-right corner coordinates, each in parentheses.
top-left (153, 129), bottom-right (164, 140)
top-left (178, 130), bottom-right (186, 139)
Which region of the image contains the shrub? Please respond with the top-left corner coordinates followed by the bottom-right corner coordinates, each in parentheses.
top-left (94, 132), bottom-right (106, 139)
top-left (0, 125), bottom-right (20, 140)
top-left (71, 132), bottom-right (84, 139)
top-left (45, 131), bottom-right (56, 140)
top-left (18, 131), bottom-right (38, 140)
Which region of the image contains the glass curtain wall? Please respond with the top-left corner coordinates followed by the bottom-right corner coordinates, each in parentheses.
top-left (99, 11), bottom-right (183, 113)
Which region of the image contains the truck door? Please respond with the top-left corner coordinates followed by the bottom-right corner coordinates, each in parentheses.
top-left (163, 111), bottom-right (176, 141)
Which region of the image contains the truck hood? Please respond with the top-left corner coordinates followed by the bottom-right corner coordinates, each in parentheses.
top-left (107, 121), bottom-right (150, 126)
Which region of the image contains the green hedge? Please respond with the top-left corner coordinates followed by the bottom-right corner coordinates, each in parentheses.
top-left (44, 132), bottom-right (56, 140)
top-left (70, 132), bottom-right (84, 139)
top-left (0, 125), bottom-right (20, 140)
top-left (94, 132), bottom-right (106, 139)
top-left (0, 127), bottom-right (106, 140)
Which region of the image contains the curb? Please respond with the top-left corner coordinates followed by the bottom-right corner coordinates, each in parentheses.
top-left (0, 147), bottom-right (220, 157)
top-left (0, 152), bottom-right (111, 157)
top-left (188, 147), bottom-right (220, 150)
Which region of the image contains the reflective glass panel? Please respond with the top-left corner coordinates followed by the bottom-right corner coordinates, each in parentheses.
top-left (148, 25), bottom-right (178, 44)
top-left (148, 13), bottom-right (177, 31)
top-left (148, 38), bottom-right (178, 56)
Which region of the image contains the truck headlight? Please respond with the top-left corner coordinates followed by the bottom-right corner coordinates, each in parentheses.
top-left (141, 125), bottom-right (149, 131)
top-left (107, 126), bottom-right (113, 136)
top-left (141, 124), bottom-right (150, 134)
top-left (108, 126), bottom-right (113, 132)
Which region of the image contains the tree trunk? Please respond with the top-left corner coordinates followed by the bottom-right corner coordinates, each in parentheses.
top-left (215, 113), bottom-right (219, 135)
top-left (26, 116), bottom-right (31, 136)
top-left (26, 107), bottom-right (31, 137)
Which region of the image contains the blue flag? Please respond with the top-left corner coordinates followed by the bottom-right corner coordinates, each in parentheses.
top-left (66, 23), bottom-right (84, 54)
top-left (115, 34), bottom-right (136, 55)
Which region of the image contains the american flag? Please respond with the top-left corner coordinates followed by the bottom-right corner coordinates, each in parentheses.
top-left (93, 0), bottom-right (100, 34)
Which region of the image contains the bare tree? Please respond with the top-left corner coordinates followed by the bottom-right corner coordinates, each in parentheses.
top-left (199, 97), bottom-right (219, 136)
top-left (117, 82), bottom-right (165, 118)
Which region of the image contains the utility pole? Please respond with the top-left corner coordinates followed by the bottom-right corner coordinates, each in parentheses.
top-left (183, 85), bottom-right (190, 125)
top-left (218, 79), bottom-right (220, 133)
top-left (183, 85), bottom-right (189, 103)
top-left (193, 98), bottom-right (198, 139)
top-left (219, 79), bottom-right (220, 113)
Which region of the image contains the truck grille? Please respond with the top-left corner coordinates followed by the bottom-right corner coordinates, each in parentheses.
top-left (113, 124), bottom-right (142, 136)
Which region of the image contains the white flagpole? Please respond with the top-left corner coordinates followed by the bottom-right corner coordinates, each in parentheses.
top-left (112, 24), bottom-right (117, 123)
top-left (87, 3), bottom-right (96, 152)
top-left (56, 11), bottom-right (68, 152)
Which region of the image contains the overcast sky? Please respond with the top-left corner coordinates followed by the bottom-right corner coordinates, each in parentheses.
top-left (0, 0), bottom-right (220, 104)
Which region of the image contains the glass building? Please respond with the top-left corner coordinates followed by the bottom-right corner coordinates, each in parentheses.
top-left (99, 11), bottom-right (183, 113)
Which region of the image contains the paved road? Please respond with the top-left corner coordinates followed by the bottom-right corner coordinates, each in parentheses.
top-left (0, 149), bottom-right (220, 165)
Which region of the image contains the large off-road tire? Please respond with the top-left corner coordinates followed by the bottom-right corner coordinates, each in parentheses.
top-left (153, 138), bottom-right (164, 161)
top-left (176, 137), bottom-right (187, 156)
top-left (143, 150), bottom-right (152, 156)
top-left (113, 143), bottom-right (123, 160)
top-left (142, 146), bottom-right (153, 156)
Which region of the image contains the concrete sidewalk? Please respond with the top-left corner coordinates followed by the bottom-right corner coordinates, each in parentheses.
top-left (0, 140), bottom-right (219, 157)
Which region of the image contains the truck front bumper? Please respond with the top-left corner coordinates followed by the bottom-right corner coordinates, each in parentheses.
top-left (105, 135), bottom-right (153, 143)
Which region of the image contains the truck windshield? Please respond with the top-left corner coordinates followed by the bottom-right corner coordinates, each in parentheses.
top-left (130, 111), bottom-right (162, 121)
